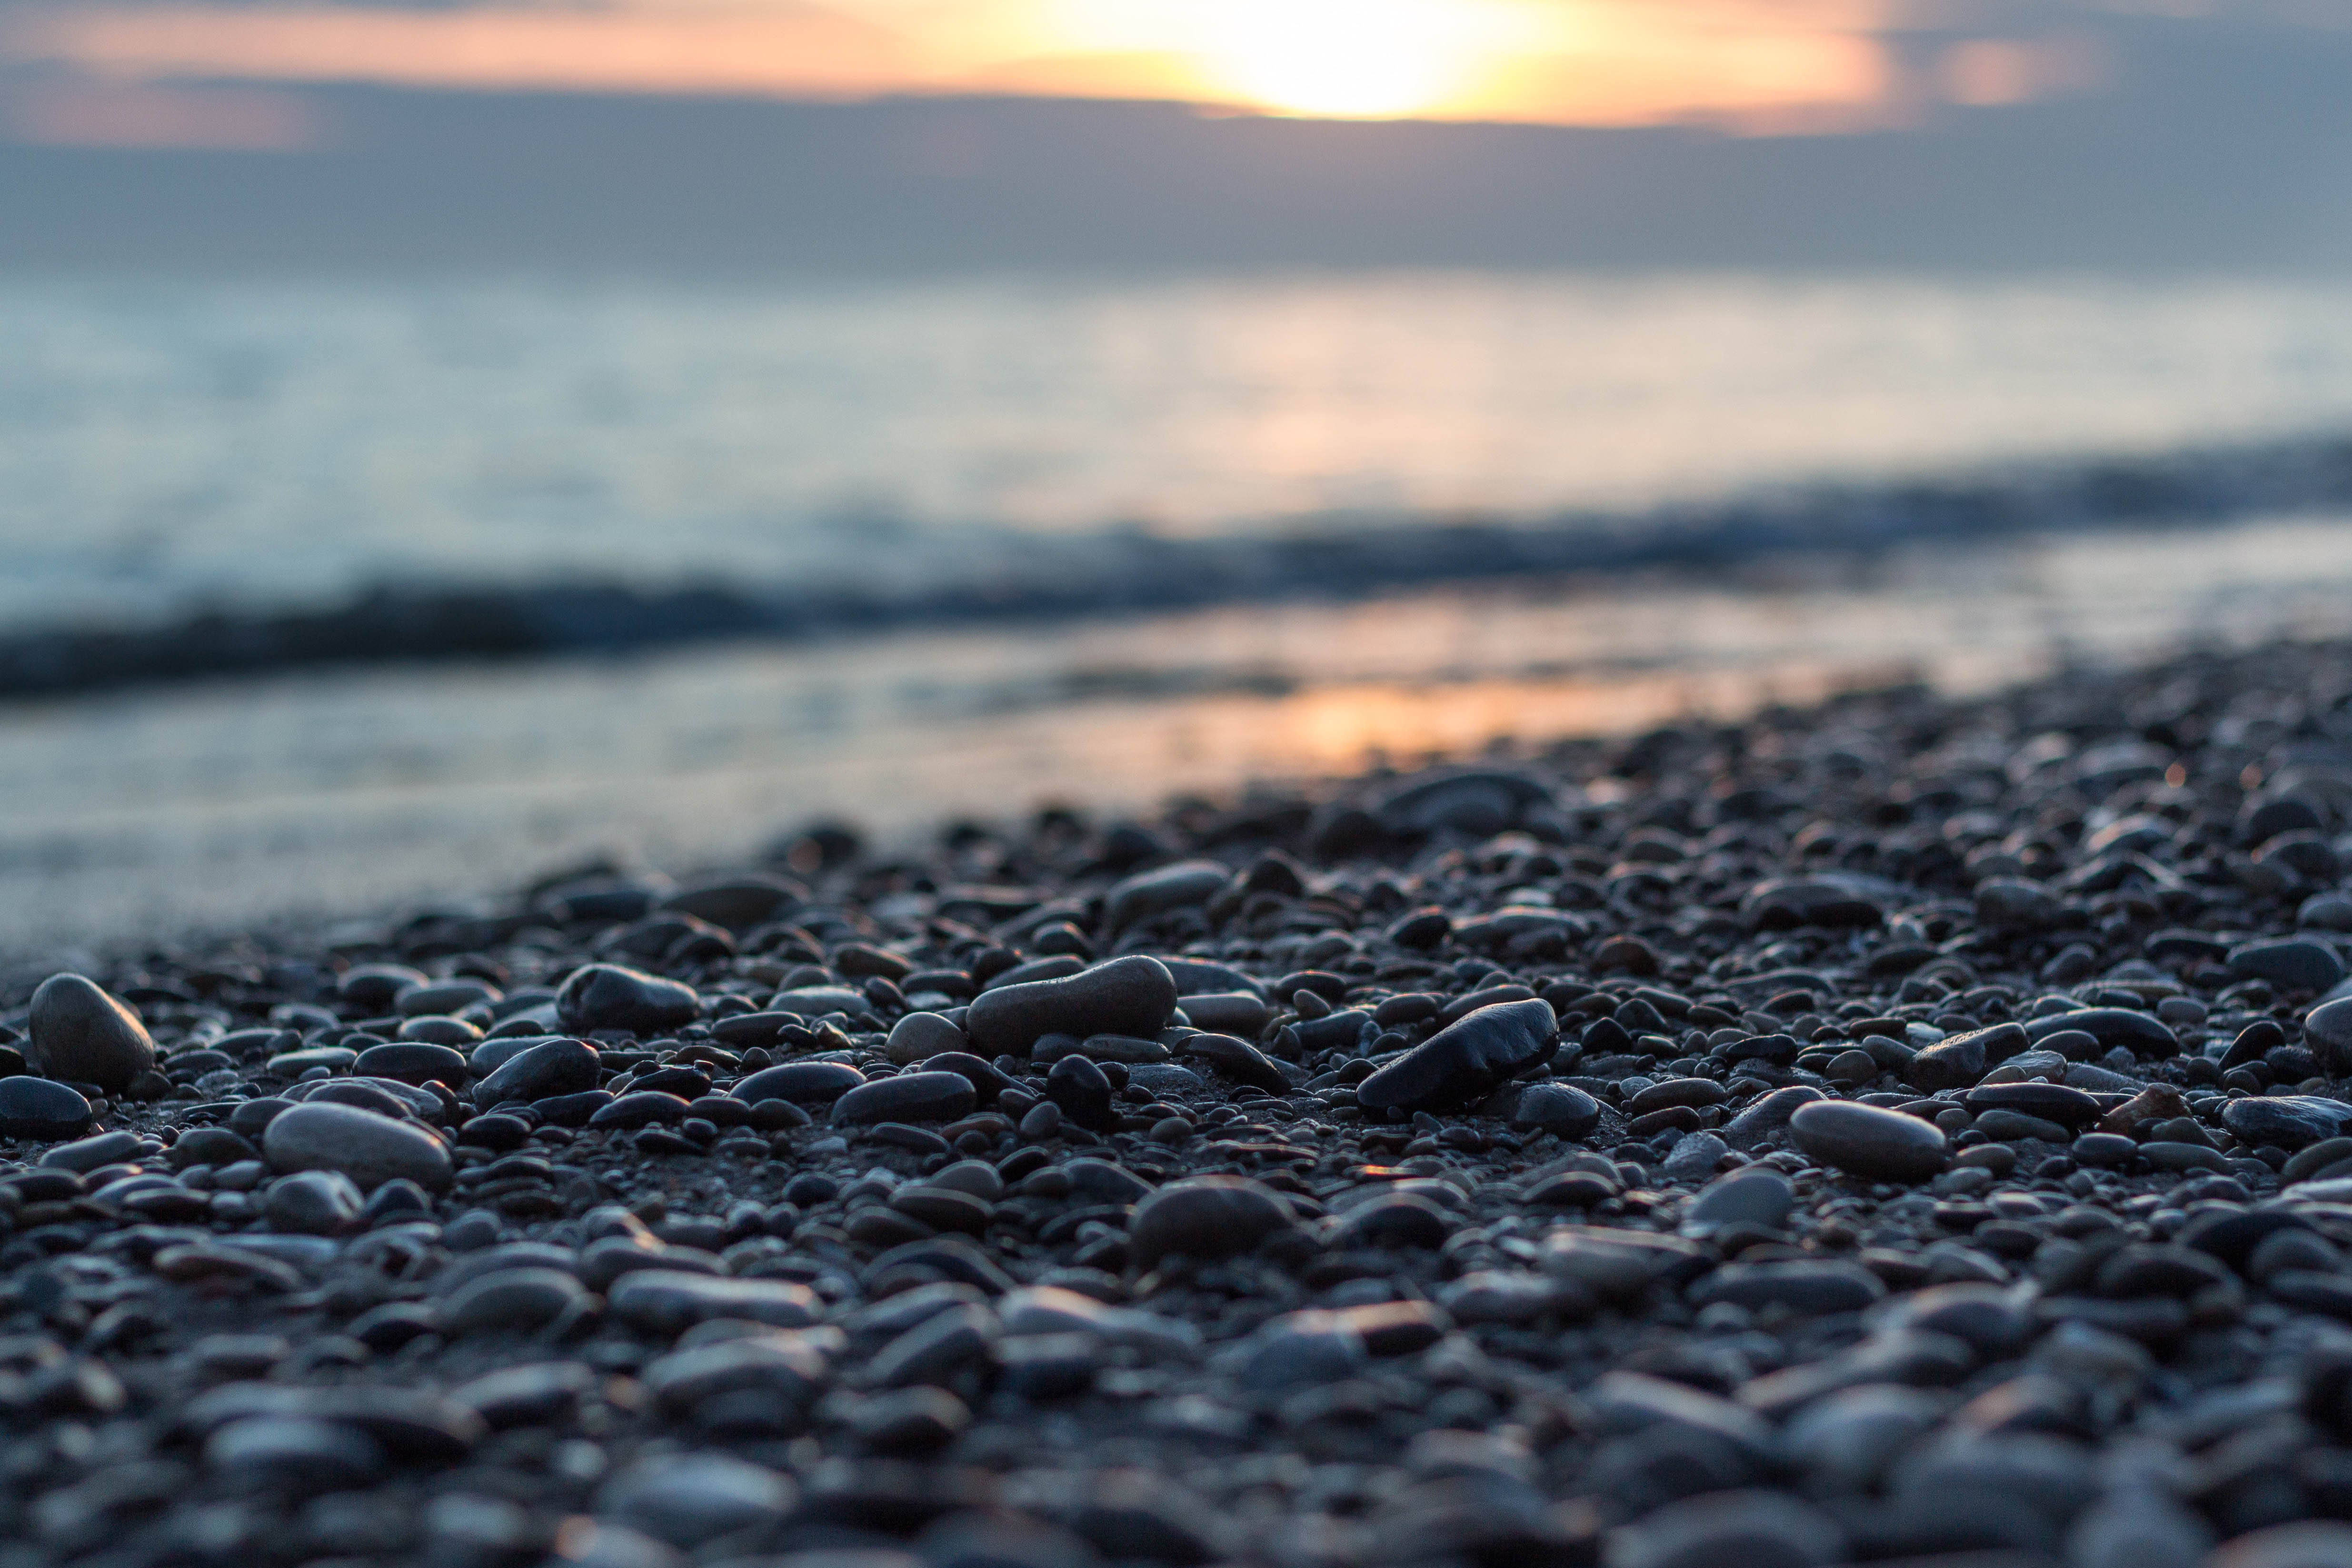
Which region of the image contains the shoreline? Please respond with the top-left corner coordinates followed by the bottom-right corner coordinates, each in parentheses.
top-left (3, 634), bottom-right (2352, 1558)
top-left (5, 424), bottom-right (2349, 702)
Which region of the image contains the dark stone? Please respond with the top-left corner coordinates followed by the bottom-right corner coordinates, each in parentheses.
top-left (831, 1071), bottom-right (979, 1126)
top-left (2223, 1095), bottom-right (2352, 1150)
top-left (2231, 939), bottom-right (2347, 993)
top-left (1128, 1176), bottom-right (1294, 1266)
top-left (1512, 1081), bottom-right (1603, 1139)
top-left (1180, 1033), bottom-right (1288, 1094)
top-left (735, 1060), bottom-right (866, 1106)
top-left (0, 1077), bottom-right (95, 1140)
top-left (1356, 999), bottom-right (1558, 1114)
top-left (475, 1039), bottom-right (601, 1105)
top-left (554, 964), bottom-right (700, 1035)
top-left (964, 956), bottom-right (1178, 1056)
top-left (27, 974), bottom-right (157, 1094)
top-left (351, 1041), bottom-right (471, 1085)
top-left (1046, 1056), bottom-right (1117, 1132)
top-left (1789, 1100), bottom-right (1949, 1182)
top-left (2022, 1008), bottom-right (2178, 1057)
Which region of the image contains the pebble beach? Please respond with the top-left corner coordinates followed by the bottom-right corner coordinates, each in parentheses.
top-left (14, 635), bottom-right (2352, 1568)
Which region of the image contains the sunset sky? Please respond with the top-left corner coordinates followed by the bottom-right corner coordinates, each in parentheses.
top-left (0, 0), bottom-right (2266, 133)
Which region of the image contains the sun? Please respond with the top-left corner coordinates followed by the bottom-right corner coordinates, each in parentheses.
top-left (1192, 0), bottom-right (1500, 119)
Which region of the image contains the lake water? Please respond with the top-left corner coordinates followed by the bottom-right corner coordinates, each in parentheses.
top-left (9, 271), bottom-right (2352, 629)
top-left (6, 270), bottom-right (2352, 955)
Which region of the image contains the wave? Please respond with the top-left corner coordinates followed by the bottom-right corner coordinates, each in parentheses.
top-left (5, 429), bottom-right (2351, 701)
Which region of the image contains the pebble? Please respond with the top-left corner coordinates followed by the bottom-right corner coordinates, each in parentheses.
top-left (17, 641), bottom-right (2352, 1568)
top-left (1356, 998), bottom-right (1558, 1113)
top-left (475, 1037), bottom-right (601, 1103)
top-left (0, 1076), bottom-right (93, 1139)
top-left (261, 1100), bottom-right (454, 1191)
top-left (27, 973), bottom-right (156, 1092)
top-left (829, 1069), bottom-right (978, 1125)
top-left (1128, 1176), bottom-right (1294, 1265)
top-left (1788, 1100), bottom-right (1950, 1183)
top-left (555, 964), bottom-right (701, 1035)
top-left (883, 1010), bottom-right (964, 1064)
top-left (964, 955), bottom-right (1179, 1056)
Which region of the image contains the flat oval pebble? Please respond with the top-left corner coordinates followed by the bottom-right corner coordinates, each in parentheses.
top-left (1128, 1175), bottom-right (1292, 1266)
top-left (261, 1101), bottom-right (454, 1192)
top-left (964, 955), bottom-right (1179, 1057)
top-left (0, 1076), bottom-right (95, 1139)
top-left (606, 1270), bottom-right (821, 1334)
top-left (555, 964), bottom-right (701, 1035)
top-left (829, 1070), bottom-right (978, 1125)
top-left (1789, 1100), bottom-right (1949, 1183)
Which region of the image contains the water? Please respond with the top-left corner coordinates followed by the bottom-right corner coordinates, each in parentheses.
top-left (8, 272), bottom-right (2352, 630)
top-left (9, 269), bottom-right (2352, 954)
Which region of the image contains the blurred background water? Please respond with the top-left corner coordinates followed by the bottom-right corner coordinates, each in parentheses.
top-left (10, 272), bottom-right (2352, 629)
top-left (8, 271), bottom-right (2352, 952)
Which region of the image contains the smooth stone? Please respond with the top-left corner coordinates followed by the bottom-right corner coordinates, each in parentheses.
top-left (476, 1038), bottom-right (602, 1105)
top-left (1723, 1086), bottom-right (1824, 1150)
top-left (829, 1070), bottom-right (977, 1125)
top-left (1180, 1033), bottom-right (1288, 1094)
top-left (1659, 1131), bottom-right (1729, 1182)
top-left (1690, 1259), bottom-right (1885, 1315)
top-left (2023, 1008), bottom-right (2177, 1057)
top-left (352, 1041), bottom-right (471, 1085)
top-left (1332, 1192), bottom-right (1457, 1249)
top-left (1743, 874), bottom-right (1891, 929)
top-left (1357, 999), bottom-right (1559, 1114)
top-left (1682, 1169), bottom-right (1794, 1234)
top-left (262, 1101), bottom-right (454, 1192)
top-left (2304, 996), bottom-right (2352, 1071)
top-left (766, 986), bottom-right (869, 1017)
top-left (1907, 1023), bottom-right (2026, 1090)
top-left (2222, 1094), bottom-right (2352, 1150)
top-left (1610, 1488), bottom-right (1845, 1568)
top-left (439, 1267), bottom-right (587, 1335)
top-left (964, 955), bottom-right (1179, 1057)
top-left (451, 1362), bottom-right (598, 1428)
top-left (1104, 860), bottom-right (1232, 930)
top-left (1963, 1082), bottom-right (2104, 1125)
top-left (555, 965), bottom-right (700, 1035)
top-left (264, 1169), bottom-right (364, 1234)
top-left (1128, 1176), bottom-right (1294, 1266)
top-left (2231, 938), bottom-right (2348, 992)
top-left (1789, 1100), bottom-right (1949, 1183)
top-left (0, 1077), bottom-right (93, 1140)
top-left (606, 1271), bottom-right (821, 1334)
top-left (734, 1060), bottom-right (865, 1105)
top-left (1975, 877), bottom-right (2063, 929)
top-left (1784, 1385), bottom-right (1946, 1490)
top-left (884, 1011), bottom-right (965, 1065)
top-left (27, 974), bottom-right (156, 1093)
top-left (1375, 768), bottom-right (1552, 835)
top-left (38, 1129), bottom-right (140, 1172)
top-left (596, 1455), bottom-right (797, 1550)
top-left (1512, 1081), bottom-right (1602, 1139)
top-left (1123, 1063), bottom-right (1206, 1097)
top-left (205, 1417), bottom-right (386, 1495)
top-left (1234, 1309), bottom-right (1366, 1391)
top-left (1045, 1055), bottom-right (1116, 1132)
top-left (1179, 992), bottom-right (1274, 1036)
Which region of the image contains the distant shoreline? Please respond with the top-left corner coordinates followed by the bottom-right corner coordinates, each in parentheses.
top-left (5, 428), bottom-right (2350, 702)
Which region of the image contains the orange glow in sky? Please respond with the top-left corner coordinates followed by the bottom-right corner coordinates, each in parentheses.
top-left (0, 0), bottom-right (2087, 130)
